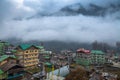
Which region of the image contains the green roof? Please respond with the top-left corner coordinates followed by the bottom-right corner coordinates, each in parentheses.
top-left (42, 51), bottom-right (52, 54)
top-left (0, 69), bottom-right (4, 74)
top-left (0, 55), bottom-right (9, 62)
top-left (19, 44), bottom-right (39, 50)
top-left (11, 50), bottom-right (17, 53)
top-left (19, 44), bottom-right (32, 50)
top-left (44, 56), bottom-right (50, 59)
top-left (91, 50), bottom-right (104, 55)
top-left (45, 62), bottom-right (52, 67)
top-left (0, 41), bottom-right (10, 46)
top-left (9, 55), bottom-right (16, 58)
top-left (0, 55), bottom-right (16, 62)
top-left (36, 46), bottom-right (44, 49)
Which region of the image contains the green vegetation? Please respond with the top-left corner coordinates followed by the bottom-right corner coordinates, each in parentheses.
top-left (0, 69), bottom-right (7, 80)
top-left (0, 69), bottom-right (4, 74)
top-left (45, 67), bottom-right (52, 72)
top-left (65, 67), bottom-right (88, 80)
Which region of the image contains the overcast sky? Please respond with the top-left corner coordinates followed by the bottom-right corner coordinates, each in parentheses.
top-left (0, 0), bottom-right (120, 44)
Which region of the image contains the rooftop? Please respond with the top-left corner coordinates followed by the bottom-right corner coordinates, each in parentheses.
top-left (19, 44), bottom-right (32, 50)
top-left (77, 48), bottom-right (90, 54)
top-left (18, 44), bottom-right (40, 50)
top-left (0, 55), bottom-right (16, 62)
top-left (91, 50), bottom-right (104, 55)
top-left (49, 65), bottom-right (69, 77)
top-left (36, 46), bottom-right (44, 49)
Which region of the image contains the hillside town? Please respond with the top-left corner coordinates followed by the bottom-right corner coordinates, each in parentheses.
top-left (1, 0), bottom-right (120, 80)
top-left (0, 40), bottom-right (120, 80)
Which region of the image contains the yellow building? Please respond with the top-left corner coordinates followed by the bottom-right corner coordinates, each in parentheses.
top-left (15, 44), bottom-right (39, 68)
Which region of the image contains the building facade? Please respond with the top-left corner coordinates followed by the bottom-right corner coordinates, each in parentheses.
top-left (15, 44), bottom-right (39, 68)
top-left (75, 48), bottom-right (91, 68)
top-left (0, 41), bottom-right (9, 56)
top-left (91, 50), bottom-right (105, 65)
top-left (0, 41), bottom-right (15, 56)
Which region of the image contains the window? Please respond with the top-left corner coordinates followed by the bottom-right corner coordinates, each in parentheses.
top-left (25, 55), bottom-right (28, 57)
top-left (26, 51), bottom-right (28, 53)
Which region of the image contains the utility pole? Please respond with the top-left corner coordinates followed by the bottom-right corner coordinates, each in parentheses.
top-left (57, 66), bottom-right (60, 80)
top-left (67, 52), bottom-right (70, 71)
top-left (50, 65), bottom-right (54, 80)
top-left (38, 62), bottom-right (46, 80)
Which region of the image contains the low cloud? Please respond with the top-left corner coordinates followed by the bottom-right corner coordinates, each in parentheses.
top-left (0, 0), bottom-right (120, 45)
top-left (1, 15), bottom-right (120, 44)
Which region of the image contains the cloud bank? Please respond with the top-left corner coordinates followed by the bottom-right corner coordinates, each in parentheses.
top-left (0, 0), bottom-right (120, 44)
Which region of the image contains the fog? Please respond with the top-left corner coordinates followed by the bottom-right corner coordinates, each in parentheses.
top-left (0, 0), bottom-right (120, 44)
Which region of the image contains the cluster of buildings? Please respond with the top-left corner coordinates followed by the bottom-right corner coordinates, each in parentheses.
top-left (75, 48), bottom-right (106, 69)
top-left (0, 41), bottom-right (71, 80)
top-left (0, 41), bottom-right (46, 80)
top-left (75, 48), bottom-right (120, 66)
top-left (0, 40), bottom-right (120, 80)
top-left (74, 48), bottom-right (120, 80)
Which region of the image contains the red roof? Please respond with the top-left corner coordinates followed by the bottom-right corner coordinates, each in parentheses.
top-left (77, 48), bottom-right (90, 54)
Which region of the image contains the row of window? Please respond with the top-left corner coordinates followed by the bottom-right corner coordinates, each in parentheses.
top-left (24, 62), bottom-right (38, 65)
top-left (91, 61), bottom-right (105, 63)
top-left (25, 50), bottom-right (38, 53)
top-left (24, 54), bottom-right (38, 57)
top-left (24, 58), bottom-right (38, 61)
top-left (91, 56), bottom-right (104, 58)
top-left (77, 54), bottom-right (104, 57)
top-left (77, 56), bottom-right (104, 59)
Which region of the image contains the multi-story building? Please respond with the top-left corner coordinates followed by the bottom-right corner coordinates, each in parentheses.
top-left (15, 44), bottom-right (39, 68)
top-left (37, 45), bottom-right (52, 64)
top-left (75, 48), bottom-right (91, 68)
top-left (0, 41), bottom-right (15, 56)
top-left (5, 44), bottom-right (15, 55)
top-left (91, 50), bottom-right (105, 65)
top-left (0, 41), bottom-right (9, 56)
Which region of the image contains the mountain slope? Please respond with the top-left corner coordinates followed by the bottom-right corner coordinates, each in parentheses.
top-left (53, 3), bottom-right (120, 16)
top-left (14, 3), bottom-right (120, 20)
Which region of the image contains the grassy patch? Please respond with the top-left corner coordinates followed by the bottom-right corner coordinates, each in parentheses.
top-left (45, 67), bottom-right (52, 72)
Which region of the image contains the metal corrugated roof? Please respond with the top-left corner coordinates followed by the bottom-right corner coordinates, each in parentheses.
top-left (0, 55), bottom-right (9, 62)
top-left (36, 46), bottom-right (44, 49)
top-left (0, 55), bottom-right (16, 62)
top-left (18, 44), bottom-right (39, 50)
top-left (19, 44), bottom-right (32, 50)
top-left (45, 62), bottom-right (52, 66)
top-left (91, 50), bottom-right (104, 55)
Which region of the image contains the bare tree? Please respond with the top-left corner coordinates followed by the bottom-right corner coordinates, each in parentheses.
top-left (65, 67), bottom-right (88, 80)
